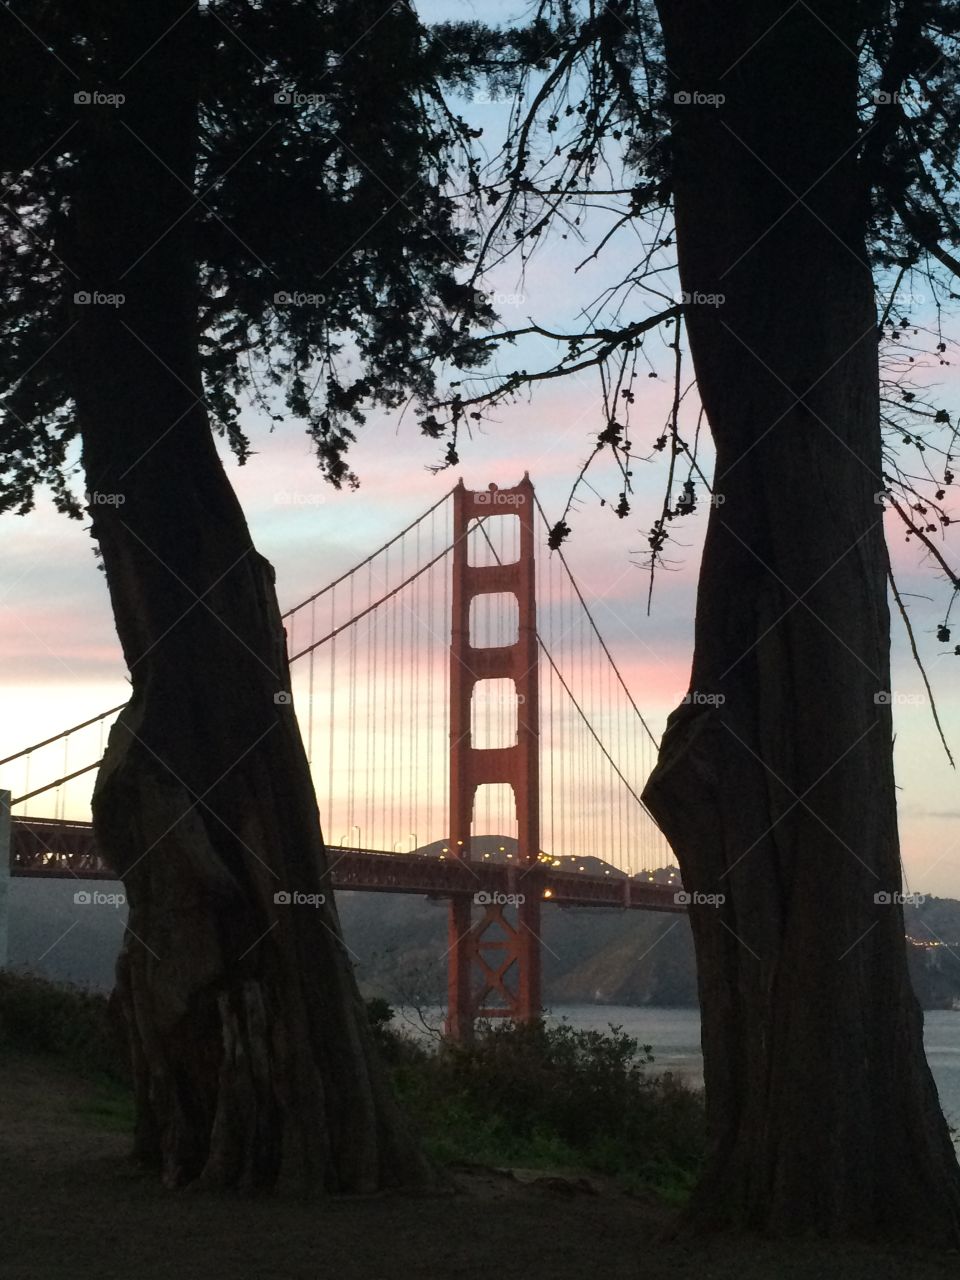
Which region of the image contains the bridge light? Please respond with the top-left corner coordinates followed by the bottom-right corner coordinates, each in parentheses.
top-left (483, 852), bottom-right (490, 859)
top-left (442, 846), bottom-right (449, 853)
top-left (457, 840), bottom-right (464, 846)
top-left (499, 846), bottom-right (505, 851)
top-left (552, 859), bottom-right (561, 867)
top-left (543, 889), bottom-right (553, 899)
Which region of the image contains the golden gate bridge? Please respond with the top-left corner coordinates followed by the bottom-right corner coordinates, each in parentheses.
top-left (0, 476), bottom-right (684, 1037)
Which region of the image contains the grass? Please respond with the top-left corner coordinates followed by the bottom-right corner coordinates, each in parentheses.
top-left (70, 1077), bottom-right (137, 1133)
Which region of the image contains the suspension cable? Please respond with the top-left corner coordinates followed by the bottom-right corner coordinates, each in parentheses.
top-left (532, 494), bottom-right (660, 750)
top-left (0, 706), bottom-right (125, 767)
top-left (287, 542), bottom-right (456, 664)
top-left (280, 488), bottom-right (454, 620)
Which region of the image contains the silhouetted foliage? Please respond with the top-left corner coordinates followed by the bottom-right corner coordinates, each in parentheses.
top-left (0, 0), bottom-right (499, 512)
top-left (420, 0), bottom-right (960, 630)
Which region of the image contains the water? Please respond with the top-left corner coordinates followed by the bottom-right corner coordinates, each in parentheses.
top-left (547, 1005), bottom-right (960, 1138)
top-left (398, 1004), bottom-right (960, 1138)
top-left (544, 1005), bottom-right (706, 1083)
top-left (924, 1010), bottom-right (960, 1134)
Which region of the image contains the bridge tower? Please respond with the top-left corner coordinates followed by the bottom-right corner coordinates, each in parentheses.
top-left (446, 475), bottom-right (542, 1040)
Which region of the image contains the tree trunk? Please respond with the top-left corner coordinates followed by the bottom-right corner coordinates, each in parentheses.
top-left (67, 1), bottom-right (432, 1193)
top-left (643, 0), bottom-right (960, 1240)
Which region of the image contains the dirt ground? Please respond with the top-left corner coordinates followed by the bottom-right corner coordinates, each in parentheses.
top-left (1, 1052), bottom-right (957, 1280)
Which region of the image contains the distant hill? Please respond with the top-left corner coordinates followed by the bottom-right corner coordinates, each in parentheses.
top-left (7, 875), bottom-right (960, 1011)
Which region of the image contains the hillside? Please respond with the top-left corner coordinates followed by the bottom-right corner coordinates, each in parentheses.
top-left (8, 875), bottom-right (960, 1010)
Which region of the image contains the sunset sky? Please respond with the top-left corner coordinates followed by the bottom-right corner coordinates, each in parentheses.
top-left (2, 1), bottom-right (959, 896)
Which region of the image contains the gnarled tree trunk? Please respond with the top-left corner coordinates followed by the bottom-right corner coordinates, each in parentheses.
top-left (643, 0), bottom-right (960, 1240)
top-left (68, 1), bottom-right (431, 1193)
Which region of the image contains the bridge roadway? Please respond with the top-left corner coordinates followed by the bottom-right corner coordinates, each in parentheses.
top-left (10, 816), bottom-right (684, 913)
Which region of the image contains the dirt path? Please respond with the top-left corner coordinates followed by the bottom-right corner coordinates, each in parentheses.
top-left (1, 1052), bottom-right (956, 1280)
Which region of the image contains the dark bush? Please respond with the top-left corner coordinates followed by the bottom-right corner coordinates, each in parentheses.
top-left (393, 1016), bottom-right (705, 1199)
top-left (0, 969), bottom-right (128, 1082)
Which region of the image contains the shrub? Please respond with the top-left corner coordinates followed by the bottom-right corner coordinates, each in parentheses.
top-left (0, 969), bottom-right (127, 1082)
top-left (393, 1016), bottom-right (705, 1198)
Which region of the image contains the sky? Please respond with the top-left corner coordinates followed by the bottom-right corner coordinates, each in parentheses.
top-left (1, 0), bottom-right (959, 896)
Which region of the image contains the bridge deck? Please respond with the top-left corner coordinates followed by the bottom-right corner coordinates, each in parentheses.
top-left (10, 816), bottom-right (684, 913)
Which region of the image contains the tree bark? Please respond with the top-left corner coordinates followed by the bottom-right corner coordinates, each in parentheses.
top-left (643, 0), bottom-right (960, 1240)
top-left (67, 1), bottom-right (432, 1193)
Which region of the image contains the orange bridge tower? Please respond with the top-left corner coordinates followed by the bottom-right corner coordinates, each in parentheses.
top-left (446, 475), bottom-right (542, 1040)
